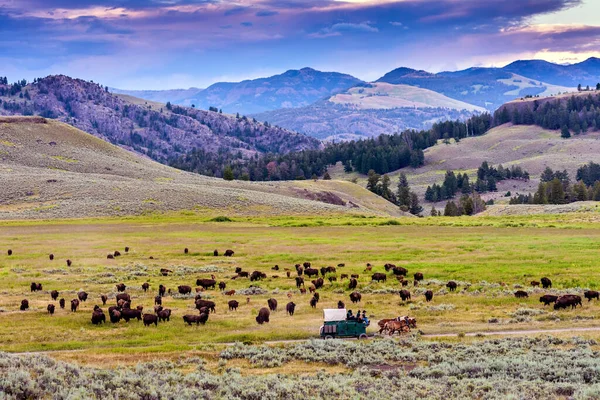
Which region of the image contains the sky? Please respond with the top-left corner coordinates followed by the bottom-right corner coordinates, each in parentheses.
top-left (0, 0), bottom-right (599, 89)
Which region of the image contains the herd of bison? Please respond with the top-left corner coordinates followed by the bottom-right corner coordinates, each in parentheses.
top-left (5, 247), bottom-right (599, 334)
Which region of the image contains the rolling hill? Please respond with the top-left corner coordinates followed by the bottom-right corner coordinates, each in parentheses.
top-left (503, 57), bottom-right (600, 88)
top-left (0, 117), bottom-right (408, 220)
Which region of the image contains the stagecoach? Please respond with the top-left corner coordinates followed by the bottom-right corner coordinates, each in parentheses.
top-left (319, 309), bottom-right (368, 339)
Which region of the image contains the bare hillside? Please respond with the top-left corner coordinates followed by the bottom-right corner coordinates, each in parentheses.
top-left (0, 118), bottom-right (407, 220)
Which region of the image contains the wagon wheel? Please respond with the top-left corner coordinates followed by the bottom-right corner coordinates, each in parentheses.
top-left (358, 334), bottom-right (368, 340)
top-left (324, 335), bottom-right (334, 340)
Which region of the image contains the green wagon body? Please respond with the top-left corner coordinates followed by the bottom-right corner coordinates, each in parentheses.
top-left (319, 309), bottom-right (367, 339)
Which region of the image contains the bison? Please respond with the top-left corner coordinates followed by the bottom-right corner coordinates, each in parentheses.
top-left (312, 278), bottom-right (324, 289)
top-left (250, 271), bottom-right (267, 282)
top-left (515, 290), bottom-right (529, 298)
top-left (219, 282), bottom-right (226, 291)
top-left (196, 279), bottom-right (216, 290)
top-left (349, 278), bottom-right (358, 290)
top-left (305, 268), bottom-right (319, 278)
top-left (554, 295), bottom-right (582, 310)
top-left (59, 298), bottom-right (65, 309)
top-left (425, 290), bottom-right (434, 302)
top-left (100, 294), bottom-right (108, 305)
top-left (66, 259), bottom-right (72, 267)
top-left (228, 300), bottom-right (239, 311)
top-left (113, 250), bottom-right (121, 257)
top-left (110, 309), bottom-right (122, 323)
top-left (154, 296), bottom-right (162, 306)
top-left (584, 290), bottom-right (599, 302)
top-left (49, 254), bottom-right (54, 261)
top-left (340, 274), bottom-right (348, 280)
top-left (30, 282), bottom-right (42, 292)
top-left (107, 254), bottom-right (114, 259)
top-left (350, 292), bottom-right (362, 303)
top-left (267, 298), bottom-right (278, 312)
top-left (78, 291), bottom-right (88, 302)
top-left (337, 300), bottom-right (345, 309)
top-left (124, 246), bottom-right (130, 253)
top-left (446, 281), bottom-right (457, 291)
top-left (392, 266), bottom-right (408, 276)
top-left (295, 277), bottom-right (304, 288)
top-left (539, 294), bottom-right (558, 306)
top-left (142, 283), bottom-right (150, 292)
top-left (70, 299), bottom-right (80, 312)
top-left (20, 299), bottom-right (29, 311)
top-left (399, 289), bottom-right (411, 301)
top-left (195, 299), bottom-right (216, 313)
top-left (213, 249), bottom-right (219, 256)
top-left (372, 273), bottom-right (387, 283)
top-left (256, 307), bottom-right (270, 324)
top-left (160, 268), bottom-right (173, 276)
top-left (414, 272), bottom-right (424, 281)
top-left (7, 249), bottom-right (12, 256)
top-left (116, 293), bottom-right (130, 303)
top-left (183, 315), bottom-right (203, 326)
top-left (285, 302), bottom-right (296, 316)
top-left (50, 290), bottom-right (59, 300)
top-left (184, 248), bottom-right (189, 254)
top-left (178, 285), bottom-right (192, 295)
top-left (310, 296), bottom-right (318, 308)
top-left (157, 309), bottom-right (171, 322)
top-left (159, 284), bottom-right (166, 297)
top-left (541, 277), bottom-right (552, 289)
top-left (116, 283), bottom-right (126, 292)
top-left (121, 308), bottom-right (142, 322)
top-left (530, 281), bottom-right (540, 287)
top-left (47, 304), bottom-right (55, 315)
top-left (224, 249), bottom-right (235, 257)
top-left (91, 310), bottom-right (106, 325)
top-left (143, 314), bottom-right (158, 326)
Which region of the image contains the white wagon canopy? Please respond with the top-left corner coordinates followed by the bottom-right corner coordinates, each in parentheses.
top-left (323, 308), bottom-right (347, 322)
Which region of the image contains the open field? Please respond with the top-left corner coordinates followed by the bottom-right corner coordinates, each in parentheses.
top-left (2, 213), bottom-right (600, 357)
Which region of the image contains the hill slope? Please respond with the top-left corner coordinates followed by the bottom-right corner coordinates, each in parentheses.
top-left (0, 75), bottom-right (320, 167)
top-left (0, 117), bottom-right (407, 219)
top-left (503, 57), bottom-right (600, 87)
top-left (115, 68), bottom-right (363, 114)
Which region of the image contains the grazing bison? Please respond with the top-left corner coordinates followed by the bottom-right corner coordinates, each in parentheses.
top-left (530, 281), bottom-right (540, 287)
top-left (47, 304), bottom-right (55, 315)
top-left (272, 265), bottom-right (279, 271)
top-left (372, 273), bottom-right (387, 283)
top-left (116, 283), bottom-right (126, 292)
top-left (159, 285), bottom-right (166, 297)
top-left (49, 254), bottom-right (54, 261)
top-left (224, 249), bottom-right (235, 257)
top-left (340, 274), bottom-right (348, 280)
top-left (349, 278), bottom-right (358, 290)
top-left (66, 259), bottom-right (72, 267)
top-left (142, 283), bottom-right (150, 292)
top-left (30, 282), bottom-right (42, 292)
top-left (310, 296), bottom-right (318, 308)
top-left (312, 278), bottom-right (324, 289)
top-left (121, 308), bottom-right (142, 322)
top-left (539, 294), bottom-right (558, 306)
top-left (541, 277), bottom-right (552, 289)
top-left (425, 290), bottom-right (434, 302)
top-left (178, 285), bottom-right (192, 295)
top-left (256, 307), bottom-right (270, 324)
top-left (384, 263), bottom-right (395, 271)
top-left (160, 268), bottom-right (173, 276)
top-left (116, 293), bottom-right (130, 303)
top-left (446, 281), bottom-right (457, 291)
top-left (59, 298), bottom-right (65, 309)
top-left (20, 299), bottom-right (29, 311)
top-left (304, 268), bottom-right (319, 278)
top-left (338, 300), bottom-right (345, 309)
top-left (515, 290), bottom-right (529, 298)
top-left (107, 254), bottom-right (114, 259)
top-left (100, 294), bottom-right (108, 305)
top-left (225, 290), bottom-right (236, 296)
top-left (295, 277), bottom-right (304, 288)
top-left (218, 282), bottom-right (226, 291)
top-left (113, 251), bottom-right (121, 257)
top-left (585, 291), bottom-right (599, 301)
top-left (157, 309), bottom-right (171, 322)
top-left (350, 292), bottom-right (362, 303)
top-left (78, 291), bottom-right (88, 302)
top-left (110, 309), bottom-right (122, 323)
top-left (50, 290), bottom-right (59, 300)
top-left (143, 314), bottom-right (158, 327)
top-left (183, 314), bottom-right (202, 325)
top-left (70, 299), bottom-right (80, 312)
top-left (7, 249), bottom-right (12, 256)
top-left (267, 298), bottom-right (278, 312)
top-left (195, 299), bottom-right (216, 313)
top-left (228, 300), bottom-right (239, 311)
top-left (414, 272), bottom-right (424, 281)
top-left (554, 295), bottom-right (582, 310)
top-left (286, 302), bottom-right (296, 316)
top-left (399, 289), bottom-right (411, 301)
top-left (392, 267), bottom-right (408, 276)
top-left (351, 274), bottom-right (359, 279)
top-left (238, 271), bottom-right (249, 278)
top-left (250, 271), bottom-right (267, 282)
top-left (154, 296), bottom-right (162, 306)
top-left (328, 276), bottom-right (337, 283)
top-left (91, 310), bottom-right (106, 325)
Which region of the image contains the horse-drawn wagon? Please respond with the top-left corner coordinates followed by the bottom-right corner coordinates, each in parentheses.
top-left (320, 309), bottom-right (368, 339)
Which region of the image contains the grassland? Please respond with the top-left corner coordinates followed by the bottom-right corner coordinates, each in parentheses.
top-left (1, 212), bottom-right (600, 360)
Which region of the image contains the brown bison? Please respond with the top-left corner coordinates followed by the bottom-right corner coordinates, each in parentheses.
top-left (310, 296), bottom-right (318, 308)
top-left (340, 274), bottom-right (348, 280)
top-left (116, 283), bottom-right (126, 292)
top-left (392, 266), bottom-right (408, 276)
top-left (100, 294), bottom-right (108, 305)
top-left (47, 304), bottom-right (55, 315)
top-left (143, 314), bottom-right (158, 326)
top-left (312, 278), bottom-right (324, 289)
top-left (110, 309), bottom-right (122, 323)
top-left (305, 268), bottom-right (319, 278)
top-left (425, 290), bottom-right (434, 302)
top-left (154, 296), bottom-right (162, 306)
top-left (59, 298), bottom-right (65, 309)
top-left (196, 279), bottom-right (216, 289)
top-left (49, 254), bottom-right (54, 261)
top-left (295, 277), bottom-right (304, 288)
top-left (414, 272), bottom-right (424, 281)
top-left (541, 277), bottom-right (552, 289)
top-left (50, 290), bottom-right (59, 300)
top-left (114, 251), bottom-right (121, 257)
top-left (554, 294), bottom-right (582, 310)
top-left (66, 259), bottom-right (72, 267)
top-left (7, 249), bottom-right (12, 256)
top-left (349, 278), bottom-right (358, 290)
top-left (213, 249), bottom-right (219, 256)
top-left (225, 290), bottom-right (236, 296)
top-left (514, 290), bottom-right (529, 298)
top-left (183, 314), bottom-right (202, 325)
top-left (219, 282), bottom-right (226, 291)
top-left (91, 310), bottom-right (106, 325)
top-left (272, 265), bottom-right (279, 271)
top-left (157, 309), bottom-right (171, 322)
top-left (585, 290), bottom-right (599, 301)
top-left (267, 298), bottom-right (278, 311)
top-left (337, 300), bottom-right (345, 309)
top-left (195, 299), bottom-right (216, 313)
top-left (228, 300), bottom-right (239, 311)
top-left (158, 284), bottom-right (166, 297)
top-left (286, 302), bottom-right (296, 316)
top-left (372, 273), bottom-right (387, 282)
top-left (256, 307), bottom-right (270, 324)
top-left (160, 268), bottom-right (173, 276)
top-left (70, 299), bottom-right (80, 312)
top-left (30, 282), bottom-right (42, 292)
top-left (224, 249), bottom-right (235, 257)
top-left (78, 291), bottom-right (88, 302)
top-left (20, 299), bottom-right (29, 311)
top-left (399, 289), bottom-right (411, 301)
top-left (116, 293), bottom-right (130, 303)
top-left (250, 271), bottom-right (267, 282)
top-left (530, 281), bottom-right (540, 287)
top-left (107, 254), bottom-right (114, 260)
top-left (351, 274), bottom-right (359, 279)
top-left (350, 292), bottom-right (362, 303)
top-left (539, 294), bottom-right (558, 306)
top-left (124, 246), bottom-right (130, 253)
top-left (238, 271), bottom-right (249, 278)
top-left (142, 283), bottom-right (150, 292)
top-left (303, 262), bottom-right (311, 269)
top-left (121, 308), bottom-right (142, 322)
top-left (446, 281), bottom-right (457, 291)
top-left (184, 248), bottom-right (189, 254)
top-left (384, 263), bottom-right (395, 271)
top-left (178, 285), bottom-right (192, 295)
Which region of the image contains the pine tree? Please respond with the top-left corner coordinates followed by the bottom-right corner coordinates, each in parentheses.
top-left (409, 193), bottom-right (423, 215)
top-left (444, 201), bottom-right (460, 216)
top-left (561, 125), bottom-right (571, 138)
top-left (223, 166), bottom-right (234, 181)
top-left (366, 170), bottom-right (380, 194)
top-left (396, 173), bottom-right (411, 207)
top-left (430, 206), bottom-right (438, 217)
